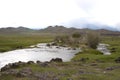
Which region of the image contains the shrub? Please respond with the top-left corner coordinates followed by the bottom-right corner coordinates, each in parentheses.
top-left (72, 33), bottom-right (81, 38)
top-left (86, 32), bottom-right (100, 49)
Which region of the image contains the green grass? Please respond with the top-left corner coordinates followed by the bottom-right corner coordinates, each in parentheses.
top-left (72, 49), bottom-right (120, 63)
top-left (0, 35), bottom-right (54, 52)
top-left (0, 36), bottom-right (120, 80)
top-left (1, 62), bottom-right (120, 80)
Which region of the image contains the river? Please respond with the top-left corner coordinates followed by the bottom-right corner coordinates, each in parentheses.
top-left (0, 43), bottom-right (80, 68)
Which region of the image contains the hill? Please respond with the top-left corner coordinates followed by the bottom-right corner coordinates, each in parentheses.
top-left (39, 25), bottom-right (120, 36)
top-left (0, 26), bottom-right (34, 35)
top-left (0, 26), bottom-right (119, 36)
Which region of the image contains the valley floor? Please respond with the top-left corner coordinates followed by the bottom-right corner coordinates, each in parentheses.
top-left (0, 36), bottom-right (120, 80)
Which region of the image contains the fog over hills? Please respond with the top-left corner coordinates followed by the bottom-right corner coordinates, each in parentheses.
top-left (61, 19), bottom-right (119, 31)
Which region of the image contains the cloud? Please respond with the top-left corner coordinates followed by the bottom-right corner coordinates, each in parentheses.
top-left (74, 0), bottom-right (96, 12)
top-left (0, 0), bottom-right (88, 28)
top-left (0, 0), bottom-right (120, 29)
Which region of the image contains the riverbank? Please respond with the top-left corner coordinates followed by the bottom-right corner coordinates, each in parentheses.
top-left (0, 57), bottom-right (120, 80)
top-left (0, 43), bottom-right (80, 68)
top-left (0, 36), bottom-right (120, 80)
top-left (0, 49), bottom-right (120, 80)
top-left (0, 35), bottom-right (53, 52)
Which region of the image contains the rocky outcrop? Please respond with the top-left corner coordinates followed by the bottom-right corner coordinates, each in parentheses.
top-left (1, 58), bottom-right (63, 71)
top-left (1, 61), bottom-right (26, 71)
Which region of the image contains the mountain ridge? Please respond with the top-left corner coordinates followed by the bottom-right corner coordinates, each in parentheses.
top-left (0, 25), bottom-right (119, 36)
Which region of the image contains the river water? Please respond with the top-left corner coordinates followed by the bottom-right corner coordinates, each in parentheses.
top-left (0, 43), bottom-right (80, 68)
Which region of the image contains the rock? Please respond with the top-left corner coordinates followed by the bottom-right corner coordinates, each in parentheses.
top-left (2, 69), bottom-right (18, 75)
top-left (9, 69), bottom-right (18, 75)
top-left (67, 78), bottom-right (73, 80)
top-left (17, 68), bottom-right (33, 77)
top-left (11, 63), bottom-right (20, 68)
top-left (51, 42), bottom-right (57, 46)
top-left (36, 60), bottom-right (41, 64)
top-left (79, 70), bottom-right (85, 74)
top-left (106, 67), bottom-right (114, 71)
top-left (18, 61), bottom-right (26, 66)
top-left (79, 58), bottom-right (89, 62)
top-left (11, 62), bottom-right (26, 68)
top-left (34, 72), bottom-right (48, 80)
top-left (53, 77), bottom-right (60, 80)
top-left (39, 62), bottom-right (49, 67)
top-left (105, 66), bottom-right (120, 71)
top-left (1, 61), bottom-right (26, 71)
top-left (16, 46), bottom-right (23, 49)
top-left (46, 43), bottom-right (51, 47)
top-left (1, 64), bottom-right (11, 71)
top-left (34, 73), bottom-right (41, 78)
top-left (72, 48), bottom-right (76, 50)
top-left (110, 48), bottom-right (116, 53)
top-left (67, 48), bottom-right (71, 50)
top-left (56, 46), bottom-right (60, 48)
top-left (50, 58), bottom-right (63, 62)
top-left (90, 63), bottom-right (98, 66)
top-left (115, 57), bottom-right (120, 63)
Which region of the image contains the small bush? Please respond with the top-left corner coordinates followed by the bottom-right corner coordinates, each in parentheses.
top-left (87, 32), bottom-right (100, 49)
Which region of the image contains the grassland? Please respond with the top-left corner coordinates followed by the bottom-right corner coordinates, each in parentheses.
top-left (0, 36), bottom-right (120, 80)
top-left (0, 35), bottom-right (54, 52)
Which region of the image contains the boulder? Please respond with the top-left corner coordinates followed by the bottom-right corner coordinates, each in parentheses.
top-left (1, 64), bottom-right (11, 71)
top-left (50, 58), bottom-right (63, 62)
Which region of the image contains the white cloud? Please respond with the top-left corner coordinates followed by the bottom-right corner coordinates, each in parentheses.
top-left (89, 0), bottom-right (120, 25)
top-left (0, 0), bottom-right (88, 28)
top-left (0, 0), bottom-right (120, 29)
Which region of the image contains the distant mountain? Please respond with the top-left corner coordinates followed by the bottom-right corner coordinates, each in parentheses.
top-left (0, 26), bottom-right (34, 34)
top-left (39, 25), bottom-right (85, 34)
top-left (40, 25), bottom-right (67, 33)
top-left (0, 25), bottom-right (119, 36)
top-left (39, 25), bottom-right (120, 36)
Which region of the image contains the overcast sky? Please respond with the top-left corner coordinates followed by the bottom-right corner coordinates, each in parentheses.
top-left (0, 0), bottom-right (120, 29)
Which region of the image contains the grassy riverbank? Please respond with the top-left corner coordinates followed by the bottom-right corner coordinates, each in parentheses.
top-left (0, 35), bottom-right (53, 52)
top-left (0, 36), bottom-right (120, 80)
